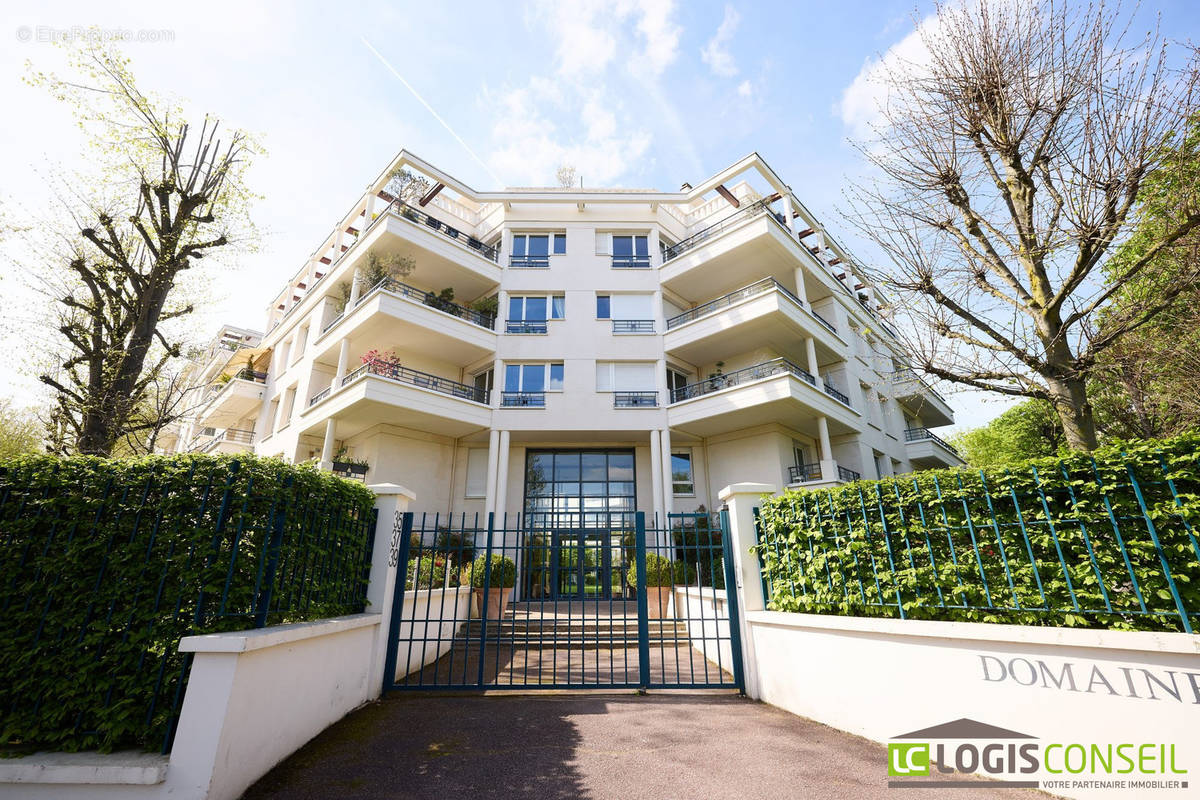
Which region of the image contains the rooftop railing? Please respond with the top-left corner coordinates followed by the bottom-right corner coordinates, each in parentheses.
top-left (904, 427), bottom-right (959, 455)
top-left (663, 197), bottom-right (772, 261)
top-left (668, 358), bottom-right (818, 403)
top-left (355, 277), bottom-right (496, 329)
top-left (341, 360), bottom-right (489, 404)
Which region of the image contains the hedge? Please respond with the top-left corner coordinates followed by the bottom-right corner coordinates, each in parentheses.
top-left (0, 453), bottom-right (377, 754)
top-left (754, 432), bottom-right (1200, 632)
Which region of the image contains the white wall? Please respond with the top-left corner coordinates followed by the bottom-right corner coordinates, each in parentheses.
top-left (393, 587), bottom-right (473, 679)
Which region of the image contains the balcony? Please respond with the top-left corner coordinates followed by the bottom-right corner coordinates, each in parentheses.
top-left (612, 319), bottom-right (655, 334)
top-left (195, 370), bottom-right (267, 428)
top-left (663, 277), bottom-right (845, 365)
top-left (891, 369), bottom-right (954, 427)
top-left (904, 427), bottom-right (964, 469)
top-left (300, 359), bottom-right (492, 440)
top-left (501, 392), bottom-right (546, 408)
top-left (613, 391), bottom-right (657, 408)
top-left (197, 428), bottom-right (255, 455)
top-left (787, 462), bottom-right (861, 486)
top-left (667, 358), bottom-right (862, 438)
top-left (313, 277), bottom-right (497, 368)
top-left (391, 200), bottom-right (498, 261)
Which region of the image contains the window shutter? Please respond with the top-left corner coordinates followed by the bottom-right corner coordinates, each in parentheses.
top-left (595, 362), bottom-right (614, 391)
top-left (610, 294), bottom-right (654, 320)
top-left (613, 363), bottom-right (655, 391)
top-left (594, 232), bottom-right (610, 255)
top-left (465, 449), bottom-right (489, 497)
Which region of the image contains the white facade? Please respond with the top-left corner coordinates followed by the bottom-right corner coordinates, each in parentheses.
top-left (166, 150), bottom-right (962, 521)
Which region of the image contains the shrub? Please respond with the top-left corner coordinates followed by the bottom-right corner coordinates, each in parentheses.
top-left (0, 453), bottom-right (376, 753)
top-left (461, 554), bottom-right (517, 589)
top-left (754, 431), bottom-right (1200, 632)
top-left (405, 554), bottom-right (457, 590)
top-left (627, 553), bottom-right (694, 587)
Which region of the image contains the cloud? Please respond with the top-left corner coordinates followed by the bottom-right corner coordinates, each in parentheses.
top-left (736, 79), bottom-right (753, 98)
top-left (701, 5), bottom-right (741, 78)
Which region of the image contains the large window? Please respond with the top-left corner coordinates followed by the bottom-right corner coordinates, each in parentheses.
top-left (612, 235), bottom-right (649, 268)
top-left (511, 233), bottom-right (566, 267)
top-left (507, 295), bottom-right (564, 333)
top-left (671, 450), bottom-right (694, 495)
top-left (666, 367), bottom-right (690, 402)
top-left (524, 450), bottom-right (636, 523)
top-left (505, 363), bottom-right (564, 393)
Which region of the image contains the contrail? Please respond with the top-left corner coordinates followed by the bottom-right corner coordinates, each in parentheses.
top-left (361, 37), bottom-right (504, 186)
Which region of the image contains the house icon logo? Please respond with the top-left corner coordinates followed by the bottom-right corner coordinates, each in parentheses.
top-left (887, 718), bottom-right (1039, 787)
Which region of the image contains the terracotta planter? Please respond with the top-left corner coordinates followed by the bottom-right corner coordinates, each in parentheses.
top-left (646, 586), bottom-right (673, 619)
top-left (474, 587), bottom-right (511, 619)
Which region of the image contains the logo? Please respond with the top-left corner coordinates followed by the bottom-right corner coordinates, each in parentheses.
top-left (888, 743), bottom-right (930, 776)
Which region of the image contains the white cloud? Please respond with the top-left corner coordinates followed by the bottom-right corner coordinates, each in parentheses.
top-left (701, 5), bottom-right (741, 78)
top-left (736, 79), bottom-right (753, 98)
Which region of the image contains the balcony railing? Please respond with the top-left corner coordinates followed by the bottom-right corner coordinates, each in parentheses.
top-left (666, 277), bottom-right (809, 330)
top-left (393, 201), bottom-right (499, 262)
top-left (355, 277), bottom-right (496, 329)
top-left (892, 368), bottom-right (948, 403)
top-left (838, 465), bottom-right (862, 482)
top-left (663, 197), bottom-right (772, 261)
top-left (811, 310), bottom-right (837, 335)
top-left (200, 428), bottom-right (255, 453)
top-left (501, 391), bottom-right (546, 408)
top-left (611, 255), bottom-right (651, 269)
top-left (341, 361), bottom-right (489, 404)
top-left (509, 255), bottom-right (550, 269)
top-left (788, 463), bottom-right (822, 483)
top-left (668, 358), bottom-right (818, 403)
top-left (308, 386), bottom-right (331, 407)
top-left (823, 382), bottom-right (850, 406)
top-left (505, 320), bottom-right (548, 334)
top-left (904, 427), bottom-right (959, 455)
top-left (613, 391), bottom-right (657, 408)
top-left (612, 319), bottom-right (655, 334)
top-left (204, 369), bottom-right (267, 401)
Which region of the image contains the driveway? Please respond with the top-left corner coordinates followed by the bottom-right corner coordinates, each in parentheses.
top-left (243, 693), bottom-right (1048, 800)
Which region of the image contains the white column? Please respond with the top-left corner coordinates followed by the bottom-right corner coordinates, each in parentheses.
top-left (718, 481), bottom-right (776, 700)
top-left (805, 337), bottom-right (821, 385)
top-left (659, 428), bottom-right (674, 516)
top-left (497, 290), bottom-right (508, 333)
top-left (348, 266), bottom-right (363, 307)
top-left (366, 191), bottom-right (378, 224)
top-left (334, 338), bottom-right (351, 386)
top-left (792, 266), bottom-right (809, 305)
top-left (493, 359), bottom-right (506, 408)
top-left (319, 418), bottom-right (337, 470)
top-left (648, 227), bottom-right (662, 267)
top-left (649, 429), bottom-right (664, 528)
top-left (365, 483), bottom-right (416, 696)
top-left (817, 416), bottom-right (835, 482)
top-left (494, 430), bottom-right (511, 523)
top-left (781, 194), bottom-right (796, 234)
top-left (483, 429), bottom-right (501, 516)
top-left (655, 357), bottom-right (668, 408)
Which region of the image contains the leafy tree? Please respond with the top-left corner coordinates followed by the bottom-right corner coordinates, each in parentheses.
top-left (950, 399), bottom-right (1064, 467)
top-left (29, 43), bottom-right (259, 455)
top-left (847, 1), bottom-right (1200, 451)
top-left (0, 399), bottom-right (42, 457)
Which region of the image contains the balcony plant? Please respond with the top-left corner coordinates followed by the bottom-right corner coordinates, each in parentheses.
top-left (331, 445), bottom-right (369, 477)
top-left (626, 553), bottom-right (694, 619)
top-left (461, 554), bottom-right (517, 619)
top-left (360, 348), bottom-right (402, 375)
top-left (469, 294), bottom-right (499, 320)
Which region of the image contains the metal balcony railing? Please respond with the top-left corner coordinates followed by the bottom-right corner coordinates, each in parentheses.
top-left (308, 387), bottom-right (331, 407)
top-left (393, 201), bottom-right (499, 261)
top-left (811, 310), bottom-right (837, 334)
top-left (341, 361), bottom-right (489, 404)
top-left (837, 465), bottom-right (862, 482)
top-left (824, 382), bottom-right (851, 405)
top-left (612, 319), bottom-right (655, 334)
top-left (355, 277), bottom-right (496, 329)
top-left (611, 255), bottom-right (651, 269)
top-left (663, 197), bottom-right (772, 261)
top-left (788, 463), bottom-right (822, 483)
top-left (501, 391), bottom-right (546, 407)
top-left (509, 255), bottom-right (550, 269)
top-left (663, 277), bottom-right (839, 338)
top-left (904, 427), bottom-right (960, 455)
top-left (506, 320), bottom-right (548, 334)
top-left (613, 391), bottom-right (657, 408)
top-left (668, 358), bottom-right (818, 403)
top-left (204, 369), bottom-right (267, 401)
top-left (199, 428), bottom-right (255, 453)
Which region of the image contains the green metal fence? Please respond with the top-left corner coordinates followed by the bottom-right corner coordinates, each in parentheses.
top-left (754, 451), bottom-right (1200, 633)
top-left (0, 456), bottom-right (377, 754)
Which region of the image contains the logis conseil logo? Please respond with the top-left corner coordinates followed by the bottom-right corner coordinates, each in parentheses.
top-left (886, 718), bottom-right (1189, 793)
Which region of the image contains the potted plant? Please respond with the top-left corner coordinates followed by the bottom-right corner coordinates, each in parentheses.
top-left (626, 553), bottom-right (694, 619)
top-left (331, 446), bottom-right (369, 477)
top-left (461, 554), bottom-right (517, 619)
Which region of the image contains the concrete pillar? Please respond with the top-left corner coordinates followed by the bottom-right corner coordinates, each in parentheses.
top-left (792, 266), bottom-right (809, 306)
top-left (365, 483), bottom-right (416, 696)
top-left (493, 359), bottom-right (506, 408)
top-left (649, 429), bottom-right (664, 528)
top-left (348, 266), bottom-right (363, 307)
top-left (483, 429), bottom-right (501, 516)
top-left (659, 428), bottom-right (674, 516)
top-left (718, 481), bottom-right (776, 700)
top-left (655, 357), bottom-right (668, 408)
top-left (334, 339), bottom-right (351, 386)
top-left (817, 416), bottom-right (835, 483)
top-left (781, 195), bottom-right (796, 234)
top-left (497, 290), bottom-right (508, 332)
top-left (805, 337), bottom-right (821, 385)
top-left (494, 430), bottom-right (511, 523)
top-left (648, 227), bottom-right (662, 267)
top-left (319, 418), bottom-right (337, 470)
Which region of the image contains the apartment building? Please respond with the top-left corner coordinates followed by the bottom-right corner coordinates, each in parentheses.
top-left (168, 150), bottom-right (962, 532)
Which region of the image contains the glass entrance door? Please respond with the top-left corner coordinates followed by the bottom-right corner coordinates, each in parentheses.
top-left (554, 531), bottom-right (622, 600)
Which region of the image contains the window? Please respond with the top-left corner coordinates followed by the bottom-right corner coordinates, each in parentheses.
top-left (293, 326), bottom-right (308, 362)
top-left (553, 233), bottom-right (567, 254)
top-left (611, 235), bottom-right (650, 268)
top-left (511, 234), bottom-right (550, 267)
top-left (596, 295), bottom-right (611, 319)
top-left (671, 451), bottom-right (695, 495)
top-left (595, 362), bottom-right (656, 391)
top-left (504, 363), bottom-right (564, 393)
top-left (465, 448), bottom-right (489, 497)
top-left (507, 295), bottom-right (564, 333)
top-left (473, 368), bottom-right (494, 398)
top-left (666, 367), bottom-right (690, 401)
top-left (792, 441), bottom-right (810, 467)
top-left (609, 294), bottom-right (654, 320)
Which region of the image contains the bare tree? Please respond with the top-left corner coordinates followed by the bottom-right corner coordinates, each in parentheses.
top-left (29, 44), bottom-right (259, 455)
top-left (556, 165), bottom-right (577, 188)
top-left (847, 0), bottom-right (1200, 450)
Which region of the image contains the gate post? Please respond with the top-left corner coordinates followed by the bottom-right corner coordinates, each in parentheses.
top-left (365, 483), bottom-right (416, 698)
top-left (718, 483), bottom-right (775, 700)
top-left (634, 512), bottom-right (651, 690)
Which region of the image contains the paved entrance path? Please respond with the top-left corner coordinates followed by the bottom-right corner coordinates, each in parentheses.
top-left (243, 694), bottom-right (1046, 799)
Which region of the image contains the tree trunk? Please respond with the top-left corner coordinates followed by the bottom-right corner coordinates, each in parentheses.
top-left (1046, 375), bottom-right (1099, 451)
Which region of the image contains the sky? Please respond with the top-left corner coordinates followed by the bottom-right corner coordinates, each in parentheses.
top-left (2, 0), bottom-right (1198, 433)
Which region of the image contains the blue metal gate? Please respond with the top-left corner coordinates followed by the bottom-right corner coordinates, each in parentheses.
top-left (382, 510), bottom-right (744, 692)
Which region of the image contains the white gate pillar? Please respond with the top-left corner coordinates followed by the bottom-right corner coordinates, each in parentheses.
top-left (719, 481), bottom-right (775, 700)
top-left (365, 483), bottom-right (416, 696)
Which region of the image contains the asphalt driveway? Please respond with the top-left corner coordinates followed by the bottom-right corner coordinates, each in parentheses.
top-left (242, 693), bottom-right (1048, 800)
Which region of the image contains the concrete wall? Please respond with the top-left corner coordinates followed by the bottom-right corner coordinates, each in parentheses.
top-left (674, 586), bottom-right (735, 679)
top-left (393, 586), bottom-right (473, 679)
